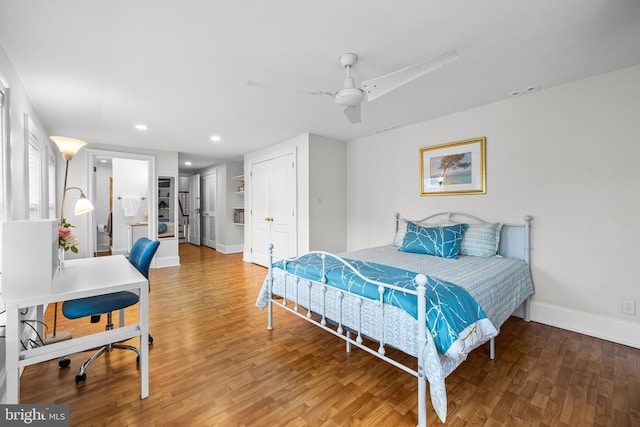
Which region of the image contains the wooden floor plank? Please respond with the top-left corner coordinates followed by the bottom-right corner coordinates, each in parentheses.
top-left (18, 244), bottom-right (640, 426)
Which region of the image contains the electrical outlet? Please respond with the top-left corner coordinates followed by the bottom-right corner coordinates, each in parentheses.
top-left (622, 299), bottom-right (636, 315)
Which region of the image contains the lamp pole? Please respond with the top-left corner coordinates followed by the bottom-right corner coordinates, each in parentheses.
top-left (46, 158), bottom-right (73, 344)
top-left (60, 158), bottom-right (70, 225)
top-left (46, 136), bottom-right (91, 345)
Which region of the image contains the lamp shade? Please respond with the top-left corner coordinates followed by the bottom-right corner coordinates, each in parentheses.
top-left (50, 136), bottom-right (88, 160)
top-left (74, 194), bottom-right (95, 216)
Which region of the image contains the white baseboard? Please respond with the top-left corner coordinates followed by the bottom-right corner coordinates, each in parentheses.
top-left (530, 301), bottom-right (640, 349)
top-left (216, 244), bottom-right (243, 254)
top-left (153, 255), bottom-right (180, 268)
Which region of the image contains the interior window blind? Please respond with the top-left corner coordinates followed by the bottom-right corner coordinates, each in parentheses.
top-left (48, 151), bottom-right (56, 219)
top-left (0, 88), bottom-right (5, 219)
top-left (27, 116), bottom-right (42, 219)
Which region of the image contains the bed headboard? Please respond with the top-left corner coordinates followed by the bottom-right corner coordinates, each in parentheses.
top-left (394, 212), bottom-right (532, 264)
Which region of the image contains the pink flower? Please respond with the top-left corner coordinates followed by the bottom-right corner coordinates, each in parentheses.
top-left (59, 220), bottom-right (79, 253)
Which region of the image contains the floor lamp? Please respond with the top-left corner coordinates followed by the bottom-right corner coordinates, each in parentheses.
top-left (44, 136), bottom-right (95, 345)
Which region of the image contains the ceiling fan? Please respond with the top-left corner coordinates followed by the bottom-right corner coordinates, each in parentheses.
top-left (248, 49), bottom-right (460, 124)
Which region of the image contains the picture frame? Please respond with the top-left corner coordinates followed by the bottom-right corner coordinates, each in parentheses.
top-left (420, 137), bottom-right (486, 196)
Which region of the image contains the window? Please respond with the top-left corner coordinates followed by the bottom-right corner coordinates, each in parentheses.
top-left (26, 114), bottom-right (42, 219)
top-left (0, 80), bottom-right (7, 219)
top-left (48, 148), bottom-right (56, 219)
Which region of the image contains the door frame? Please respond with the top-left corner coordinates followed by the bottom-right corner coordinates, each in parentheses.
top-left (247, 148), bottom-right (297, 265)
top-left (86, 149), bottom-right (156, 256)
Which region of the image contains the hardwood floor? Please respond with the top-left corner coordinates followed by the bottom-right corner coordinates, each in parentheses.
top-left (20, 244), bottom-right (640, 426)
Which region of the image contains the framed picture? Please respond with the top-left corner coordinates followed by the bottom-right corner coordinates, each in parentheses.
top-left (420, 137), bottom-right (486, 196)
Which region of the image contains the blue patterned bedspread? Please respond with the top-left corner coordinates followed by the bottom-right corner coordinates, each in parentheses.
top-left (276, 254), bottom-right (497, 358)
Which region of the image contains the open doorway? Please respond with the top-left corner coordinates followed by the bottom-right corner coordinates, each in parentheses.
top-left (86, 149), bottom-right (156, 256)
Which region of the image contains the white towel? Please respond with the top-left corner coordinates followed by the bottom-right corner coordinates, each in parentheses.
top-left (122, 197), bottom-right (140, 217)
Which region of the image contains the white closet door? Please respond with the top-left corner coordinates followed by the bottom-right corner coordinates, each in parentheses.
top-left (250, 152), bottom-right (296, 266)
top-left (269, 154), bottom-right (296, 260)
top-left (251, 161), bottom-right (270, 266)
top-left (201, 172), bottom-right (217, 249)
top-left (187, 173), bottom-right (201, 246)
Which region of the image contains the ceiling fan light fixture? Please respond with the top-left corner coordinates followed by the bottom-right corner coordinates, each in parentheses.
top-left (335, 88), bottom-right (364, 106)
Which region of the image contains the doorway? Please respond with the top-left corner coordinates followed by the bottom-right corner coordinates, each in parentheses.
top-left (249, 152), bottom-right (296, 266)
top-left (87, 149), bottom-right (156, 256)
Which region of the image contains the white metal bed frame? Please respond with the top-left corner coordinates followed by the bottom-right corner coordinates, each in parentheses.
top-left (264, 213), bottom-right (532, 427)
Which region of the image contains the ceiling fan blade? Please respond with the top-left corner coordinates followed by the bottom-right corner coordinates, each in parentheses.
top-left (344, 104), bottom-right (361, 124)
top-left (360, 50), bottom-right (460, 102)
top-left (247, 80), bottom-right (335, 98)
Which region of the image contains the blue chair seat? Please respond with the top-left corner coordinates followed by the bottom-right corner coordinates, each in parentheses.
top-left (62, 291), bottom-right (139, 319)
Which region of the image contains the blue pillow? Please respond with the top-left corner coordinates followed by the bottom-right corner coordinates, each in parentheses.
top-left (400, 222), bottom-right (468, 259)
top-left (158, 222), bottom-right (167, 234)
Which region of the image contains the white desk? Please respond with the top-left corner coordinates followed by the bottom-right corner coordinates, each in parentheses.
top-left (3, 255), bottom-right (149, 403)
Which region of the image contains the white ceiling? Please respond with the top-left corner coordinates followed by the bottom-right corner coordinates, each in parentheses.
top-left (1, 0), bottom-right (639, 172)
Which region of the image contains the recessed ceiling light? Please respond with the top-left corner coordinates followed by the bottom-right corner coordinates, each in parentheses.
top-left (185, 161), bottom-right (192, 166)
top-left (135, 124), bottom-right (148, 131)
top-left (210, 135), bottom-right (221, 142)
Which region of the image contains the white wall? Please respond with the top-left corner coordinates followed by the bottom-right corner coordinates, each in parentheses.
top-left (347, 65), bottom-right (640, 347)
top-left (308, 134), bottom-right (346, 253)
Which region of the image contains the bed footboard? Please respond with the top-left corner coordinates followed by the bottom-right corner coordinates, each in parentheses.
top-left (265, 245), bottom-right (441, 426)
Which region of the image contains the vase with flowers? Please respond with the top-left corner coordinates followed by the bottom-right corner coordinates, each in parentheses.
top-left (58, 219), bottom-right (79, 268)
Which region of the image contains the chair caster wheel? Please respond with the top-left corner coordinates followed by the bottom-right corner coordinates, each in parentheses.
top-left (136, 355), bottom-right (140, 364)
top-left (59, 358), bottom-right (71, 368)
top-left (75, 373), bottom-right (86, 384)
top-left (149, 335), bottom-right (154, 345)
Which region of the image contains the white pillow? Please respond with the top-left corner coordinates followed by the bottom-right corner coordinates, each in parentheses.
top-left (459, 222), bottom-right (503, 257)
top-left (392, 219), bottom-right (407, 246)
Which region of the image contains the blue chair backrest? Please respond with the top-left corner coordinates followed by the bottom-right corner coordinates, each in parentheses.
top-left (128, 238), bottom-right (160, 279)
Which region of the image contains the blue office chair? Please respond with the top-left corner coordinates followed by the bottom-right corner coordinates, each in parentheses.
top-left (59, 237), bottom-right (160, 384)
